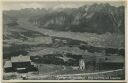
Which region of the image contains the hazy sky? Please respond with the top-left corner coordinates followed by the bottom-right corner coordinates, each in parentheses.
top-left (2, 1), bottom-right (125, 10)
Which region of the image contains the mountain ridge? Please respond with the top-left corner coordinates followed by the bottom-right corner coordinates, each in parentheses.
top-left (3, 3), bottom-right (125, 49)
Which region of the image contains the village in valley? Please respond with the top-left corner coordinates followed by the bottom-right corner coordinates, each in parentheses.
top-left (3, 36), bottom-right (125, 80)
top-left (3, 2), bottom-right (125, 80)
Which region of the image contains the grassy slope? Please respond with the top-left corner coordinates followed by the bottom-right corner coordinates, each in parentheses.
top-left (17, 18), bottom-right (124, 49)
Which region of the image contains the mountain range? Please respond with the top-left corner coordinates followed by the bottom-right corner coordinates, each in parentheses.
top-left (3, 3), bottom-right (124, 34)
top-left (3, 3), bottom-right (125, 51)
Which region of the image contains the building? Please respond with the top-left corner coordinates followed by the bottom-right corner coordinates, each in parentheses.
top-left (4, 61), bottom-right (13, 72)
top-left (82, 51), bottom-right (124, 71)
top-left (96, 55), bottom-right (124, 70)
top-left (4, 55), bottom-right (38, 73)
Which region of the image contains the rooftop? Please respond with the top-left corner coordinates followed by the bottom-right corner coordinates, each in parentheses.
top-left (11, 55), bottom-right (31, 62)
top-left (4, 61), bottom-right (12, 68)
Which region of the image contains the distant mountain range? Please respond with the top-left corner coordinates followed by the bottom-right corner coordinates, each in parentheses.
top-left (3, 3), bottom-right (125, 51)
top-left (3, 3), bottom-right (125, 59)
top-left (3, 3), bottom-right (124, 34)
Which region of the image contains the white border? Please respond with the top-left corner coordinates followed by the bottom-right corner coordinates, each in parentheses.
top-left (0, 0), bottom-right (127, 82)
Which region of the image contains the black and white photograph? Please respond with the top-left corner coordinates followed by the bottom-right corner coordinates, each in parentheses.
top-left (2, 0), bottom-right (125, 80)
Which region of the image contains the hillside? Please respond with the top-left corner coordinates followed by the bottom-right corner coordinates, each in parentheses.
top-left (3, 3), bottom-right (125, 58)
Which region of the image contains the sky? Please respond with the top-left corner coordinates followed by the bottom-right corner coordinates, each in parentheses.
top-left (2, 1), bottom-right (125, 10)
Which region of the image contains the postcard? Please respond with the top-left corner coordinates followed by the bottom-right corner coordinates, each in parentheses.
top-left (1, 0), bottom-right (126, 82)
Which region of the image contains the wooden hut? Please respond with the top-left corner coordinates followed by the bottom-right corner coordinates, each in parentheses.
top-left (10, 55), bottom-right (38, 73)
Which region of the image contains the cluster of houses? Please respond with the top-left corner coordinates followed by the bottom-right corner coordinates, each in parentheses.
top-left (4, 51), bottom-right (124, 74)
top-left (4, 55), bottom-right (38, 73)
top-left (3, 38), bottom-right (124, 73)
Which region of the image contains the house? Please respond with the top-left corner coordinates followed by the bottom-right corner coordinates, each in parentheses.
top-left (81, 51), bottom-right (124, 71)
top-left (96, 55), bottom-right (124, 70)
top-left (4, 61), bottom-right (13, 72)
top-left (4, 55), bottom-right (38, 73)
